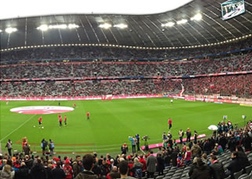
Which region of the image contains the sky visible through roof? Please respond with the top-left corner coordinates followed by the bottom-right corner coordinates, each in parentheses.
top-left (0, 0), bottom-right (192, 20)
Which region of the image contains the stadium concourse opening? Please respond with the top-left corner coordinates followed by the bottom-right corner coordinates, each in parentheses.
top-left (10, 106), bottom-right (74, 114)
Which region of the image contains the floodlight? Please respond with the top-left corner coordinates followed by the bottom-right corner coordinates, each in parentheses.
top-left (49, 24), bottom-right (67, 29)
top-left (37, 24), bottom-right (79, 31)
top-left (113, 23), bottom-right (128, 29)
top-left (176, 19), bottom-right (188, 24)
top-left (37, 25), bottom-right (49, 31)
top-left (99, 23), bottom-right (112, 29)
top-left (191, 13), bottom-right (202, 21)
top-left (0, 29), bottom-right (2, 33)
top-left (161, 22), bottom-right (175, 27)
top-left (5, 27), bottom-right (17, 33)
top-left (68, 24), bottom-right (79, 29)
top-left (167, 22), bottom-right (175, 27)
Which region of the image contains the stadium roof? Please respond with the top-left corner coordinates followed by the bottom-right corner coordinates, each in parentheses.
top-left (0, 0), bottom-right (252, 50)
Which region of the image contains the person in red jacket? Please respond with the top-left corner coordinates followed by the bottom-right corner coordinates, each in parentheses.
top-left (38, 116), bottom-right (43, 128)
top-left (63, 159), bottom-right (73, 179)
top-left (138, 154), bottom-right (147, 176)
top-left (168, 118), bottom-right (172, 129)
top-left (59, 116), bottom-right (63, 127)
top-left (86, 112), bottom-right (90, 120)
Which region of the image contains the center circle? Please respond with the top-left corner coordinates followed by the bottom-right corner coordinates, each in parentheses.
top-left (10, 106), bottom-right (74, 114)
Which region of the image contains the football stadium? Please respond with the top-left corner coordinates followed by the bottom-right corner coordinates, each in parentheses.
top-left (0, 0), bottom-right (252, 179)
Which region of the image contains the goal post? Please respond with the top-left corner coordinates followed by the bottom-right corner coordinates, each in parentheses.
top-left (101, 94), bottom-right (113, 101)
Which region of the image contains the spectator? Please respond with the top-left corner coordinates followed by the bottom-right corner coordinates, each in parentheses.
top-left (44, 161), bottom-right (54, 179)
top-left (225, 151), bottom-right (243, 179)
top-left (106, 166), bottom-right (120, 179)
top-left (171, 146), bottom-right (180, 167)
top-left (184, 146), bottom-right (192, 166)
top-left (132, 157), bottom-right (143, 179)
top-left (176, 153), bottom-right (184, 168)
top-left (74, 154), bottom-right (97, 179)
top-left (190, 157), bottom-right (213, 179)
top-left (72, 155), bottom-right (83, 178)
top-left (191, 142), bottom-right (202, 159)
top-left (188, 157), bottom-right (199, 178)
top-left (138, 155), bottom-right (147, 176)
top-left (0, 164), bottom-right (14, 179)
top-left (209, 154), bottom-right (225, 179)
top-left (146, 151), bottom-right (157, 178)
top-left (14, 162), bottom-right (29, 179)
top-left (51, 161), bottom-right (66, 179)
top-left (201, 153), bottom-right (210, 166)
top-left (212, 143), bottom-right (224, 155)
top-left (63, 159), bottom-right (73, 179)
top-left (118, 160), bottom-right (135, 179)
top-left (235, 146), bottom-right (250, 173)
top-left (241, 133), bottom-right (252, 152)
top-left (30, 158), bottom-right (46, 179)
top-left (156, 153), bottom-right (164, 175)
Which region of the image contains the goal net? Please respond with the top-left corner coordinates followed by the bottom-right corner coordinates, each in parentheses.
top-left (101, 94), bottom-right (113, 100)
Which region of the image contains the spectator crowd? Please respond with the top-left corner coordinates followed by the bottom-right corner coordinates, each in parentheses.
top-left (1, 120), bottom-right (252, 179)
top-left (1, 52), bottom-right (251, 79)
top-left (1, 38), bottom-right (252, 179)
top-left (0, 49), bottom-right (251, 98)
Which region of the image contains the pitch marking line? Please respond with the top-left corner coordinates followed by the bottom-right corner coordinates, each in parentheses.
top-left (0, 114), bottom-right (37, 143)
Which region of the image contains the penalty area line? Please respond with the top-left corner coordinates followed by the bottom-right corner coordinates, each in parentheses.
top-left (0, 114), bottom-right (37, 143)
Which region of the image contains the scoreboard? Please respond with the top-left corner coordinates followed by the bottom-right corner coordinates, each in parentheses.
top-left (221, 0), bottom-right (245, 20)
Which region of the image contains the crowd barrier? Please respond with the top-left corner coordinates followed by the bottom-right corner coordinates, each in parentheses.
top-left (0, 94), bottom-right (160, 101)
top-left (140, 134), bottom-right (207, 150)
top-left (1, 94), bottom-right (252, 105)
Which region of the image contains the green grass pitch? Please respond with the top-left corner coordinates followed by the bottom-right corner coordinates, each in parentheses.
top-left (0, 98), bottom-right (251, 156)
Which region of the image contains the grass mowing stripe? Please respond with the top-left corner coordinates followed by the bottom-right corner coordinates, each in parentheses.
top-left (0, 114), bottom-right (37, 143)
top-left (1, 98), bottom-right (251, 156)
top-left (0, 101), bottom-right (56, 142)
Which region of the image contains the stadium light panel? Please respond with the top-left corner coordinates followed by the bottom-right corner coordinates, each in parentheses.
top-left (68, 24), bottom-right (79, 29)
top-left (113, 23), bottom-right (128, 29)
top-left (37, 24), bottom-right (79, 31)
top-left (0, 29), bottom-right (2, 32)
top-left (49, 24), bottom-right (67, 29)
top-left (37, 25), bottom-right (48, 31)
top-left (177, 19), bottom-right (188, 24)
top-left (161, 22), bottom-right (175, 27)
top-left (5, 27), bottom-right (17, 33)
top-left (191, 13), bottom-right (202, 21)
top-left (99, 23), bottom-right (112, 29)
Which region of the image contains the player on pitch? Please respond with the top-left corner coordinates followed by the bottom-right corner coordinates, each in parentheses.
top-left (38, 116), bottom-right (43, 128)
top-left (59, 115), bottom-right (63, 127)
top-left (86, 111), bottom-right (90, 120)
top-left (168, 117), bottom-right (172, 129)
top-left (64, 115), bottom-right (67, 126)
